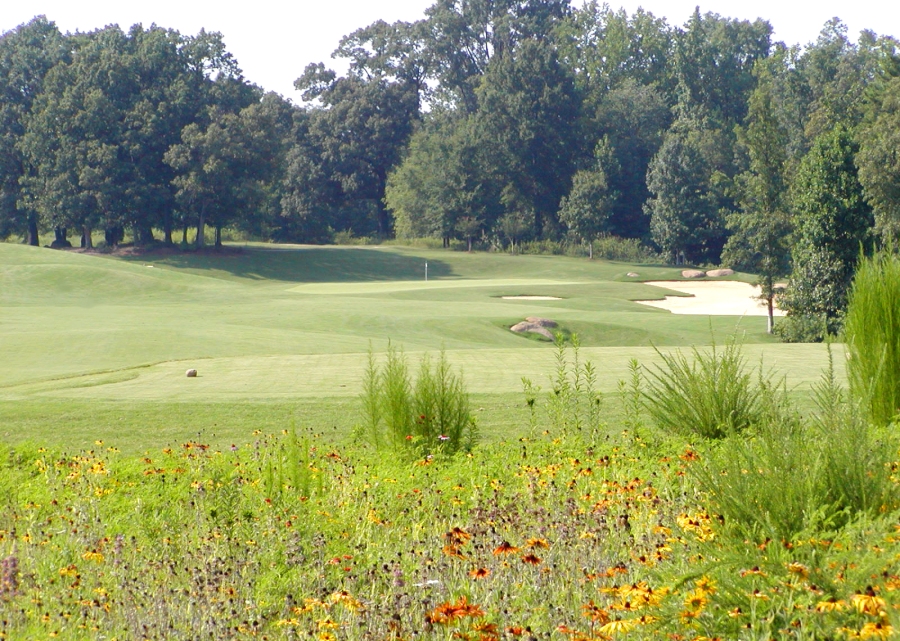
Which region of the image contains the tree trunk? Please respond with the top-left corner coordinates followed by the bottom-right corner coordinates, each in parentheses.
top-left (767, 296), bottom-right (775, 334)
top-left (196, 207), bottom-right (206, 248)
top-left (182, 223), bottom-right (188, 245)
top-left (163, 212), bottom-right (173, 245)
top-left (467, 236), bottom-right (472, 252)
top-left (135, 225), bottom-right (154, 247)
top-left (26, 214), bottom-right (39, 246)
top-left (82, 225), bottom-right (93, 249)
top-left (215, 225), bottom-right (222, 248)
top-left (588, 240), bottom-right (593, 260)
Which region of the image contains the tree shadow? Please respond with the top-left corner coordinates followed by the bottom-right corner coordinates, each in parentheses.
top-left (116, 245), bottom-right (455, 283)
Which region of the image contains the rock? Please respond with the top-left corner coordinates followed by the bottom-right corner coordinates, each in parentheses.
top-left (525, 317), bottom-right (558, 328)
top-left (706, 268), bottom-right (734, 277)
top-left (681, 269), bottom-right (706, 279)
top-left (185, 369), bottom-right (198, 378)
top-left (627, 272), bottom-right (640, 277)
top-left (510, 321), bottom-right (555, 340)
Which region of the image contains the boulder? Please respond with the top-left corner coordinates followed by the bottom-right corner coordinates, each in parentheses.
top-left (706, 268), bottom-right (735, 277)
top-left (510, 321), bottom-right (555, 340)
top-left (681, 269), bottom-right (706, 278)
top-left (525, 317), bottom-right (558, 328)
top-left (185, 369), bottom-right (198, 378)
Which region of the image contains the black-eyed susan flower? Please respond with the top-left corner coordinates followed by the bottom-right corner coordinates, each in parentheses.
top-left (852, 589), bottom-right (886, 616)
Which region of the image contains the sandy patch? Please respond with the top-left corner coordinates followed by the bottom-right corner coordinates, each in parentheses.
top-left (635, 281), bottom-right (785, 316)
top-left (502, 295), bottom-right (562, 301)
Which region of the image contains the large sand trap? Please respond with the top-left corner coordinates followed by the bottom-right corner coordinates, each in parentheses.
top-left (635, 281), bottom-right (786, 316)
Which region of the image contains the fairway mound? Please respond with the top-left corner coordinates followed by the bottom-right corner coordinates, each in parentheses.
top-left (501, 295), bottom-right (563, 300)
top-left (525, 317), bottom-right (558, 328)
top-left (635, 281), bottom-right (786, 316)
top-left (510, 320), bottom-right (555, 340)
top-left (706, 268), bottom-right (735, 277)
top-left (681, 269), bottom-right (706, 278)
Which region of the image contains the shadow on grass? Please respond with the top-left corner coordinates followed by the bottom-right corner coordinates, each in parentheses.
top-left (116, 245), bottom-right (455, 283)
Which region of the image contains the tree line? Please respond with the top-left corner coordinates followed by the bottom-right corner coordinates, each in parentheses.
top-left (1, 4), bottom-right (899, 337)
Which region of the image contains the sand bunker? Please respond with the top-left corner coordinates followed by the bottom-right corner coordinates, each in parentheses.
top-left (501, 295), bottom-right (562, 300)
top-left (635, 281), bottom-right (786, 316)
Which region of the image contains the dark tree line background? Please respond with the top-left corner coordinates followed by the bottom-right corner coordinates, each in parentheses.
top-left (2, 5), bottom-right (899, 337)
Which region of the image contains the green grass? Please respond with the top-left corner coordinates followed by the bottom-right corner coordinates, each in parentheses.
top-left (1, 242), bottom-right (840, 451)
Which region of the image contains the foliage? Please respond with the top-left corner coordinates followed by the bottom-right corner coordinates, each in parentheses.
top-left (694, 347), bottom-right (900, 541)
top-left (772, 313), bottom-right (828, 343)
top-left (781, 124), bottom-right (874, 334)
top-left (722, 64), bottom-right (792, 333)
top-left (641, 335), bottom-right (770, 439)
top-left (546, 334), bottom-right (603, 443)
top-left (557, 138), bottom-right (619, 258)
top-left (645, 113), bottom-right (731, 264)
top-left (857, 75), bottom-right (900, 241)
top-left (844, 250), bottom-right (900, 426)
top-left (359, 344), bottom-right (477, 458)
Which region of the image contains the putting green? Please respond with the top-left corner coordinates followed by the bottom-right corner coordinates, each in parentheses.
top-left (288, 278), bottom-right (582, 294)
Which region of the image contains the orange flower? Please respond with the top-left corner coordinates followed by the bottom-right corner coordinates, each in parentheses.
top-left (526, 537), bottom-right (550, 549)
top-left (582, 601), bottom-right (610, 624)
top-left (444, 527), bottom-right (472, 545)
top-left (521, 554), bottom-right (542, 565)
top-left (442, 544), bottom-right (466, 559)
top-left (429, 595), bottom-right (485, 624)
top-left (740, 566), bottom-right (767, 578)
top-left (493, 541), bottom-right (520, 555)
top-left (469, 567), bottom-right (491, 579)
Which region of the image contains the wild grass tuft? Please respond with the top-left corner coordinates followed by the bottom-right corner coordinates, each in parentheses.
top-left (843, 250), bottom-right (900, 426)
top-left (641, 336), bottom-right (767, 439)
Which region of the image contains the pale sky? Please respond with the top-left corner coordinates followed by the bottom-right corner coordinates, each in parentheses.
top-left (2, 1), bottom-right (898, 103)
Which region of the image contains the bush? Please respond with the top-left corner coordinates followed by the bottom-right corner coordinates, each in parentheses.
top-left (693, 346), bottom-right (900, 541)
top-left (641, 336), bottom-right (770, 439)
top-left (773, 313), bottom-right (827, 343)
top-left (844, 250), bottom-right (900, 426)
top-left (359, 344), bottom-right (477, 458)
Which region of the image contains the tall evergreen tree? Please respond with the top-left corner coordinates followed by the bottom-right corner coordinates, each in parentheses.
top-left (722, 70), bottom-right (792, 333)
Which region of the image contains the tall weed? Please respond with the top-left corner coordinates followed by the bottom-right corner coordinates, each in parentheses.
top-left (359, 344), bottom-right (477, 457)
top-left (522, 334), bottom-right (603, 444)
top-left (843, 250), bottom-right (900, 426)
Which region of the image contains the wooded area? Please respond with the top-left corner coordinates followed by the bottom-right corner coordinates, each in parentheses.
top-left (1, 3), bottom-right (899, 338)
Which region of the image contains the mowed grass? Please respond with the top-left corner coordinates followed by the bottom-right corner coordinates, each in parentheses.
top-left (1, 242), bottom-right (839, 451)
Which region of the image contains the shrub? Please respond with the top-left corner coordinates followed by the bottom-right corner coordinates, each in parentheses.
top-left (773, 313), bottom-right (827, 343)
top-left (641, 336), bottom-right (769, 439)
top-left (694, 347), bottom-right (900, 541)
top-left (693, 408), bottom-right (824, 541)
top-left (843, 250), bottom-right (900, 426)
top-left (359, 344), bottom-right (477, 457)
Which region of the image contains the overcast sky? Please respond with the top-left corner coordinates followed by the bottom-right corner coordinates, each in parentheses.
top-left (2, 1), bottom-right (898, 102)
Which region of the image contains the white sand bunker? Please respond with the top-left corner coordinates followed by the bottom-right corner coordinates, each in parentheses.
top-left (502, 295), bottom-right (562, 300)
top-left (636, 281), bottom-right (786, 316)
